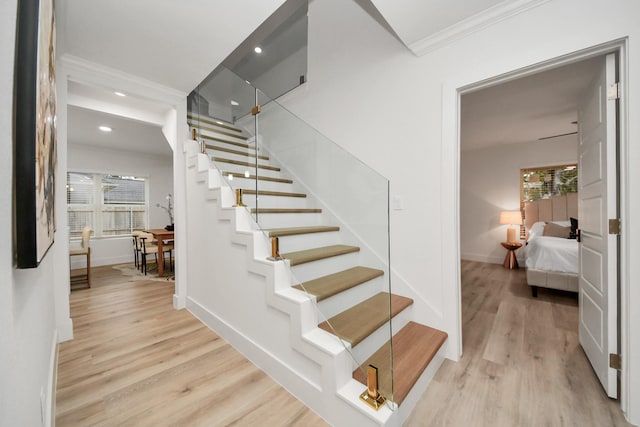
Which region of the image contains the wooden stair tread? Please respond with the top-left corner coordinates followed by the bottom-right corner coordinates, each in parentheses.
top-left (212, 157), bottom-right (280, 171)
top-left (205, 144), bottom-right (269, 160)
top-left (242, 189), bottom-right (306, 198)
top-left (195, 125), bottom-right (248, 140)
top-left (267, 226), bottom-right (339, 237)
top-left (352, 321), bottom-right (447, 406)
top-left (223, 172), bottom-right (292, 184)
top-left (187, 114), bottom-right (243, 133)
top-left (293, 266), bottom-right (383, 301)
top-left (203, 135), bottom-right (256, 151)
top-left (251, 208), bottom-right (322, 214)
top-left (282, 245), bottom-right (359, 266)
top-left (318, 292), bottom-right (413, 347)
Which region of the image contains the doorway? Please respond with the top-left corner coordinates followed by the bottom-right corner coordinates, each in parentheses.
top-left (455, 43), bottom-right (626, 412)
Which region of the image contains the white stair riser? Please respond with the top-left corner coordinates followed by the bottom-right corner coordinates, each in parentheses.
top-left (241, 195), bottom-right (310, 210)
top-left (213, 162), bottom-right (283, 179)
top-left (193, 126), bottom-right (249, 143)
top-left (220, 177), bottom-right (295, 193)
top-left (314, 275), bottom-right (387, 320)
top-left (275, 231), bottom-right (342, 253)
top-left (255, 213), bottom-right (324, 229)
top-left (206, 150), bottom-right (267, 165)
top-left (289, 251), bottom-right (363, 283)
top-left (349, 304), bottom-right (414, 367)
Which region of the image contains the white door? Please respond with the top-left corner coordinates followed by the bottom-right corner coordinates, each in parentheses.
top-left (577, 53), bottom-right (618, 398)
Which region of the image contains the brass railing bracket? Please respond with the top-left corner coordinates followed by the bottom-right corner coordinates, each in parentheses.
top-left (251, 105), bottom-right (261, 116)
top-left (359, 365), bottom-right (386, 411)
top-left (267, 237), bottom-right (283, 261)
top-left (233, 189), bottom-right (246, 207)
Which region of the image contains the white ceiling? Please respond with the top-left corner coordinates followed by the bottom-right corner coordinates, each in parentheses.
top-left (58, 0), bottom-right (600, 156)
top-left (67, 105), bottom-right (172, 157)
top-left (461, 56), bottom-right (602, 150)
top-left (370, 0), bottom-right (505, 48)
top-left (56, 0), bottom-right (287, 93)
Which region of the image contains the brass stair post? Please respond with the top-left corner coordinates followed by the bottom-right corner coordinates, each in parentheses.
top-left (234, 189), bottom-right (246, 207)
top-left (359, 365), bottom-right (386, 410)
top-left (267, 237), bottom-right (283, 261)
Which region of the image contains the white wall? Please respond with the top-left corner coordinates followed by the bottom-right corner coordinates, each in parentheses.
top-left (1, 1), bottom-right (70, 425)
top-left (460, 136), bottom-right (578, 264)
top-left (67, 143), bottom-right (173, 267)
top-left (278, 0), bottom-right (640, 423)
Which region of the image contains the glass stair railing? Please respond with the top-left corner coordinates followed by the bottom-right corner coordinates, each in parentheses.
top-left (188, 65), bottom-right (396, 408)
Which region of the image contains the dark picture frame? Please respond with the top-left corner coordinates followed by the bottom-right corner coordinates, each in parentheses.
top-left (14, 0), bottom-right (57, 268)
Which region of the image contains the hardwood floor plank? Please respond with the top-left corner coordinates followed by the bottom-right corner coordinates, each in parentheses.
top-left (56, 264), bottom-right (328, 426)
top-left (405, 260), bottom-right (631, 427)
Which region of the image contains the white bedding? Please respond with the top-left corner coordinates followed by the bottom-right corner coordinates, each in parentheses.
top-left (526, 221), bottom-right (579, 274)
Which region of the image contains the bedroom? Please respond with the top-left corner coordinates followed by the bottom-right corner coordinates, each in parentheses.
top-left (455, 49), bottom-right (624, 422)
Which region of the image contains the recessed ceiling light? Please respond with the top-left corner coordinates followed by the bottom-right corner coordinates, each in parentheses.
top-left (254, 46), bottom-right (262, 54)
top-left (230, 100), bottom-right (239, 106)
top-left (99, 126), bottom-right (112, 132)
top-left (114, 91), bottom-right (126, 97)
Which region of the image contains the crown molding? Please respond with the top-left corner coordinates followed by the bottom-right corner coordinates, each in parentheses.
top-left (408, 0), bottom-right (551, 56)
top-left (58, 54), bottom-right (187, 104)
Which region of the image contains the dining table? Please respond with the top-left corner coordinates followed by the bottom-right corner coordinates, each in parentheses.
top-left (147, 228), bottom-right (174, 277)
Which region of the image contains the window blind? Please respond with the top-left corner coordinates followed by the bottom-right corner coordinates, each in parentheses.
top-left (519, 164), bottom-right (578, 238)
top-left (67, 172), bottom-right (148, 238)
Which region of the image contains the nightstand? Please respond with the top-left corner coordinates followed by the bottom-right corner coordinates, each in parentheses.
top-left (501, 241), bottom-right (522, 269)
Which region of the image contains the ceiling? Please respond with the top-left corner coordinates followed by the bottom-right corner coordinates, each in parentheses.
top-left (67, 105), bottom-right (172, 157)
top-left (57, 0), bottom-right (599, 156)
top-left (461, 56), bottom-right (602, 151)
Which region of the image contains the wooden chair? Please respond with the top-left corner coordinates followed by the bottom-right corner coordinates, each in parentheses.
top-left (138, 232), bottom-right (173, 275)
top-left (70, 227), bottom-right (92, 288)
top-left (132, 230), bottom-right (142, 269)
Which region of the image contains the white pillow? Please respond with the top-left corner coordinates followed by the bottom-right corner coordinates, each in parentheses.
top-left (528, 221), bottom-right (546, 239)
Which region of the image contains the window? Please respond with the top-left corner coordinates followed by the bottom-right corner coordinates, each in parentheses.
top-left (520, 164), bottom-right (578, 237)
top-left (67, 172), bottom-right (148, 238)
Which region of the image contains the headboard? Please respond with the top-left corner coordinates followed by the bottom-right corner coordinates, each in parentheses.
top-left (524, 193), bottom-right (578, 230)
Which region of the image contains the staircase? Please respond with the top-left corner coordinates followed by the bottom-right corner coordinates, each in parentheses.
top-left (185, 114), bottom-right (448, 426)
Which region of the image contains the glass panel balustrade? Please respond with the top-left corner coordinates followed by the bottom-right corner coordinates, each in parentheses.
top-left (188, 66), bottom-right (394, 406)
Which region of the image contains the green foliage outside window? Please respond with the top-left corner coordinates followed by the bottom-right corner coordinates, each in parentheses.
top-left (522, 164), bottom-right (578, 202)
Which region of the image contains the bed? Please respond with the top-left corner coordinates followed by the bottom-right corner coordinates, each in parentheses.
top-left (524, 194), bottom-right (579, 297)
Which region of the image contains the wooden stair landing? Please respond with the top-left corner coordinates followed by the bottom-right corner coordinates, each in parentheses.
top-left (294, 266), bottom-right (383, 301)
top-left (318, 292), bottom-right (412, 347)
top-left (353, 321), bottom-right (447, 406)
top-left (282, 245), bottom-right (359, 266)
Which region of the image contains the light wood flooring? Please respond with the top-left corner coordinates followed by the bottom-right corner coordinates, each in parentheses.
top-left (57, 261), bottom-right (633, 426)
top-left (405, 260), bottom-right (632, 427)
top-left (56, 264), bottom-right (328, 427)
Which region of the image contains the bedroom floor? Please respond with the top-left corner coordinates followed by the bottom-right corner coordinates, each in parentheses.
top-left (405, 260), bottom-right (632, 427)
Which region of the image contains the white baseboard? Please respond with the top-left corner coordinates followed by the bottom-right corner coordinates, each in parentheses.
top-left (46, 330), bottom-right (59, 427)
top-left (57, 317), bottom-right (74, 342)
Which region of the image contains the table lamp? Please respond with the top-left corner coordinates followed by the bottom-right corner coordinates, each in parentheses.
top-left (500, 211), bottom-right (523, 242)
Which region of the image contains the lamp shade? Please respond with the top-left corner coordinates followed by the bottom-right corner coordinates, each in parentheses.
top-left (499, 211), bottom-right (523, 225)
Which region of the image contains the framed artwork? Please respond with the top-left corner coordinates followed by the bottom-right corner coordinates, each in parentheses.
top-left (14, 0), bottom-right (57, 268)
